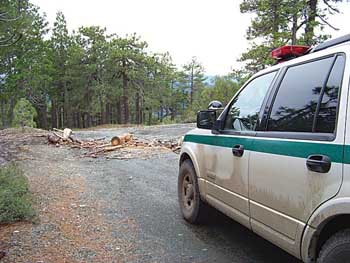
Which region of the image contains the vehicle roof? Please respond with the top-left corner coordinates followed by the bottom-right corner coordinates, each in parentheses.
top-left (254, 40), bottom-right (350, 78)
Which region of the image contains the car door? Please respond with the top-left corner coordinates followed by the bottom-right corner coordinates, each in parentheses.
top-left (204, 71), bottom-right (277, 229)
top-left (248, 54), bottom-right (346, 257)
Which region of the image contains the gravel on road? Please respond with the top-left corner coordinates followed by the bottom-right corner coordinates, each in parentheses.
top-left (0, 124), bottom-right (300, 263)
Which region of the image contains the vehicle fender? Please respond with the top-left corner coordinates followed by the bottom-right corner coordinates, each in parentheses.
top-left (179, 143), bottom-right (207, 198)
top-left (307, 197), bottom-right (350, 228)
top-left (301, 197), bottom-right (350, 262)
top-left (180, 143), bottom-right (202, 179)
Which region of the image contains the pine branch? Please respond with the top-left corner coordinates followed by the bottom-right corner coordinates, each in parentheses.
top-left (297, 20), bottom-right (307, 31)
top-left (317, 15), bottom-right (339, 30)
top-left (323, 0), bottom-right (340, 14)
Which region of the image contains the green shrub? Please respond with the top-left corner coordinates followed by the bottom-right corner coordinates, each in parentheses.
top-left (12, 98), bottom-right (37, 129)
top-left (0, 163), bottom-right (35, 223)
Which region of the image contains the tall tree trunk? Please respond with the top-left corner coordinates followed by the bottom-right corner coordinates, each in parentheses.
top-left (51, 99), bottom-right (58, 128)
top-left (7, 98), bottom-right (15, 126)
top-left (75, 112), bottom-right (79, 128)
top-left (135, 91), bottom-right (141, 125)
top-left (83, 113), bottom-right (87, 128)
top-left (40, 104), bottom-right (48, 130)
top-left (72, 112), bottom-right (77, 128)
top-left (116, 99), bottom-right (122, 124)
top-left (159, 105), bottom-right (163, 122)
top-left (100, 96), bottom-right (105, 124)
top-left (63, 84), bottom-right (70, 127)
top-left (142, 111), bottom-right (146, 125)
top-left (59, 106), bottom-right (64, 128)
top-left (171, 107), bottom-right (176, 121)
top-left (121, 71), bottom-right (129, 124)
top-left (34, 107), bottom-right (41, 128)
top-left (106, 103), bottom-right (111, 124)
top-left (86, 112), bottom-right (92, 127)
top-left (291, 6), bottom-right (298, 45)
top-left (305, 0), bottom-right (318, 45)
top-left (190, 66), bottom-right (194, 105)
top-left (140, 98), bottom-right (144, 124)
top-left (0, 99), bottom-right (6, 128)
top-left (148, 110), bottom-right (152, 125)
top-left (77, 111), bottom-right (81, 128)
top-left (271, 0), bottom-right (279, 46)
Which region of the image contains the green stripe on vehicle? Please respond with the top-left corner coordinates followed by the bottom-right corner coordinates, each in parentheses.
top-left (184, 134), bottom-right (345, 164)
top-left (344, 146), bottom-right (350, 164)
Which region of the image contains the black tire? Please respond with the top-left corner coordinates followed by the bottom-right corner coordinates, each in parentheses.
top-left (178, 159), bottom-right (208, 224)
top-left (317, 229), bottom-right (350, 263)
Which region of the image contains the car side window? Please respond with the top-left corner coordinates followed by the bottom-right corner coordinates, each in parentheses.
top-left (267, 55), bottom-right (344, 133)
top-left (316, 56), bottom-right (345, 133)
top-left (224, 72), bottom-right (276, 131)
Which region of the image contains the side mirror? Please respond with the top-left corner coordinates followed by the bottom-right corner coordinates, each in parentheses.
top-left (197, 110), bottom-right (216, 129)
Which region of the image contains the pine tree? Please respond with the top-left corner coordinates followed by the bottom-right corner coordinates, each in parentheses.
top-left (182, 57), bottom-right (206, 105)
top-left (239, 0), bottom-right (343, 74)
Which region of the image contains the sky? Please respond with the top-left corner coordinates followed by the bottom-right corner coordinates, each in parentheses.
top-left (31, 0), bottom-right (350, 76)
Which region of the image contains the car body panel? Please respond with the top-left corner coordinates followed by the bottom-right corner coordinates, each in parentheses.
top-left (179, 41), bottom-right (350, 262)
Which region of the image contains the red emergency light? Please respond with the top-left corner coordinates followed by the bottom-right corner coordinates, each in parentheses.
top-left (271, 45), bottom-right (311, 62)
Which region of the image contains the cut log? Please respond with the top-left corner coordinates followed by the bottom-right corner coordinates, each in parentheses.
top-left (52, 128), bottom-right (72, 140)
top-left (111, 134), bottom-right (133, 146)
top-left (104, 145), bottom-right (123, 152)
top-left (53, 128), bottom-right (64, 133)
top-left (87, 145), bottom-right (123, 156)
top-left (53, 131), bottom-right (65, 140)
top-left (63, 128), bottom-right (72, 140)
top-left (47, 134), bottom-right (60, 144)
top-left (96, 143), bottom-right (112, 148)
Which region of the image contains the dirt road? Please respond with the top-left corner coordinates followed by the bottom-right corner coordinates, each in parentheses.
top-left (0, 124), bottom-right (299, 263)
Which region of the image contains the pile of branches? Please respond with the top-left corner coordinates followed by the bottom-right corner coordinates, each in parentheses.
top-left (47, 128), bottom-right (181, 158)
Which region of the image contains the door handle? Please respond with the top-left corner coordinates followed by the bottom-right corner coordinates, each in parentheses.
top-left (232, 144), bottom-right (244, 157)
top-left (306, 155), bottom-right (331, 173)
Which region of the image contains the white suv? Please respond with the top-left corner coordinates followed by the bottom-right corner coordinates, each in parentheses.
top-left (178, 34), bottom-right (350, 263)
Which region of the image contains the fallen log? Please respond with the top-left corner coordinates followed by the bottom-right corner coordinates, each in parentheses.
top-left (95, 143), bottom-right (112, 148)
top-left (63, 128), bottom-right (72, 140)
top-left (85, 145), bottom-right (123, 157)
top-left (52, 128), bottom-right (73, 141)
top-left (53, 131), bottom-right (65, 140)
top-left (111, 134), bottom-right (133, 146)
top-left (53, 128), bottom-right (64, 133)
top-left (47, 134), bottom-right (60, 144)
top-left (104, 145), bottom-right (124, 152)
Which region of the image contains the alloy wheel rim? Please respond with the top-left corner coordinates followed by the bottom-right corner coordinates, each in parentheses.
top-left (183, 173), bottom-right (194, 210)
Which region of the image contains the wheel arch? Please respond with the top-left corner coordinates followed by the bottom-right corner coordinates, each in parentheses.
top-left (179, 145), bottom-right (206, 198)
top-left (302, 198), bottom-right (350, 262)
top-left (179, 145), bottom-right (201, 179)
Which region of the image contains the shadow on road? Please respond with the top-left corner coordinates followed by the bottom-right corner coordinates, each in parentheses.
top-left (184, 207), bottom-right (302, 263)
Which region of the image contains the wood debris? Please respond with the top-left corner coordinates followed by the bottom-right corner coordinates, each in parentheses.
top-left (111, 134), bottom-right (133, 146)
top-left (47, 129), bottom-right (182, 159)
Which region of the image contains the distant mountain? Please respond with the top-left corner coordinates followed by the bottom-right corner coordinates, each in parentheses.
top-left (204, 75), bottom-right (216, 87)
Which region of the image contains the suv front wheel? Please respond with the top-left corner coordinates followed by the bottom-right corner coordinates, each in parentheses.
top-left (317, 229), bottom-right (350, 263)
top-left (178, 159), bottom-right (207, 224)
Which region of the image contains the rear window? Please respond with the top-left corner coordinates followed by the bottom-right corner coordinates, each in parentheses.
top-left (267, 55), bottom-right (344, 134)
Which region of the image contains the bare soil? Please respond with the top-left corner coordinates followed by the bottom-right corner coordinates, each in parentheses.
top-left (0, 124), bottom-right (299, 263)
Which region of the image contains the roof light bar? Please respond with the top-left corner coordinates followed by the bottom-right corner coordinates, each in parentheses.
top-left (271, 45), bottom-right (311, 62)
